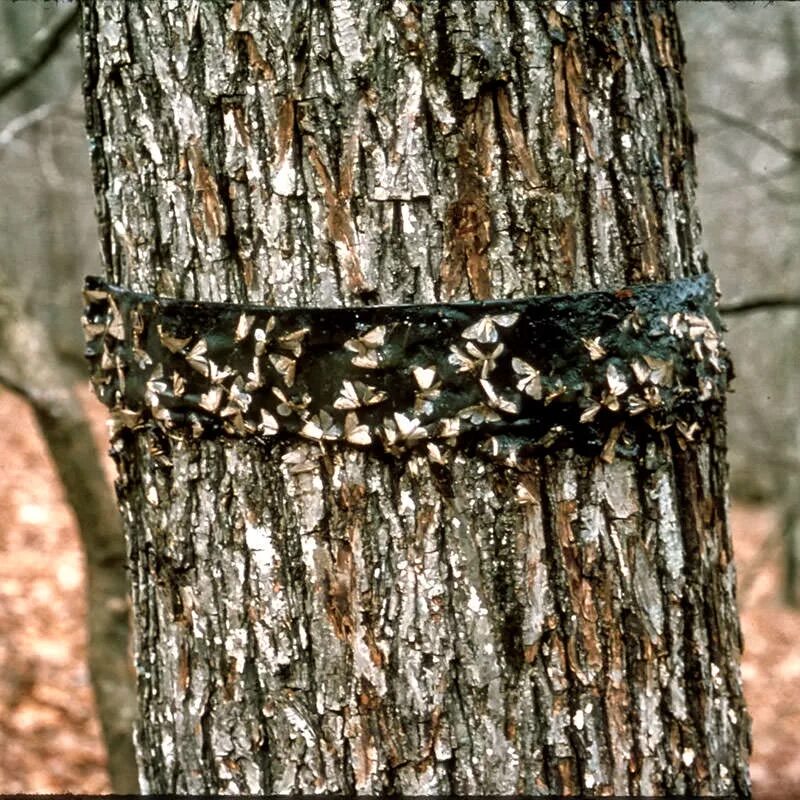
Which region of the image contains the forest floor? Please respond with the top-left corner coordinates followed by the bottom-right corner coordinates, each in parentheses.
top-left (0, 386), bottom-right (797, 797)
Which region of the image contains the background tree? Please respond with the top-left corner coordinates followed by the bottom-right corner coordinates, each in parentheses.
top-left (0, 3), bottom-right (137, 791)
top-left (681, 3), bottom-right (800, 606)
top-left (77, 1), bottom-right (750, 795)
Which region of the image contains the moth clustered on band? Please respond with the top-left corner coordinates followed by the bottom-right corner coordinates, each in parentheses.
top-left (82, 276), bottom-right (730, 492)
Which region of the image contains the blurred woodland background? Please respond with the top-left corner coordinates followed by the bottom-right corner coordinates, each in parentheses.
top-left (0, 1), bottom-right (798, 797)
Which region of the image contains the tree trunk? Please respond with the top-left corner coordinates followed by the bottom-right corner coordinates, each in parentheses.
top-left (80, 1), bottom-right (750, 795)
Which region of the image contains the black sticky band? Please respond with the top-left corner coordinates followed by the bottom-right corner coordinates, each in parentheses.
top-left (83, 274), bottom-right (729, 460)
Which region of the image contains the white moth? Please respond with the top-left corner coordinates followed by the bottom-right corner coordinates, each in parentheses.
top-left (628, 395), bottom-right (648, 415)
top-left (185, 339), bottom-right (210, 376)
top-left (479, 379), bottom-right (520, 415)
top-left (461, 312), bottom-right (520, 343)
top-left (344, 325), bottom-right (386, 369)
top-left (631, 359), bottom-right (650, 385)
top-left (281, 448), bottom-right (318, 474)
top-left (436, 417), bottom-right (461, 439)
top-left (272, 387), bottom-right (310, 417)
top-left (426, 442), bottom-right (446, 464)
top-left (333, 380), bottom-right (387, 410)
top-left (269, 353), bottom-right (296, 387)
top-left (172, 371), bottom-right (186, 397)
top-left (412, 366), bottom-right (437, 390)
top-left (158, 324), bottom-right (192, 353)
top-left (208, 360), bottom-right (233, 385)
top-left (300, 410), bottom-right (340, 441)
top-left (245, 356), bottom-right (263, 390)
top-left (606, 363), bottom-right (629, 396)
top-left (383, 412), bottom-right (426, 446)
top-left (580, 401), bottom-right (602, 423)
top-left (277, 327), bottom-right (309, 357)
top-left (234, 313), bottom-right (255, 342)
top-left (512, 357), bottom-right (542, 400)
top-left (199, 386), bottom-right (223, 412)
top-left (258, 409), bottom-right (279, 436)
top-left (581, 336), bottom-right (606, 361)
top-left (344, 412), bottom-right (372, 446)
top-left (106, 297), bottom-right (125, 340)
top-left (458, 404), bottom-right (502, 425)
top-left (642, 355), bottom-right (673, 386)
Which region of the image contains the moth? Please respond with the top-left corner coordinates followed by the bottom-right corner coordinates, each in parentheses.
top-left (158, 325), bottom-right (193, 354)
top-left (458, 403), bottom-right (502, 426)
top-left (269, 353), bottom-right (296, 387)
top-left (581, 336), bottom-right (606, 361)
top-left (344, 412), bottom-right (372, 446)
top-left (185, 339), bottom-right (210, 376)
top-left (344, 325), bottom-right (386, 369)
top-left (333, 379), bottom-right (387, 410)
top-left (258, 409), bottom-right (279, 436)
top-left (300, 410), bottom-right (341, 441)
top-left (479, 379), bottom-right (520, 415)
top-left (276, 327), bottom-right (309, 358)
top-left (461, 313), bottom-right (519, 344)
top-left (412, 366), bottom-right (441, 416)
top-left (234, 313), bottom-right (255, 342)
top-left (272, 387), bottom-right (311, 417)
top-left (383, 412), bottom-right (427, 447)
top-left (448, 341), bottom-right (504, 379)
top-left (199, 386), bottom-right (224, 413)
top-left (512, 357), bottom-right (542, 400)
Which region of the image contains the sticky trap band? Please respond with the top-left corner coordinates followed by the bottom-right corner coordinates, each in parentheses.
top-left (83, 274), bottom-right (729, 461)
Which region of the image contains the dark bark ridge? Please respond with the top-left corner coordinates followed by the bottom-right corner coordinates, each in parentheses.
top-left (84, 273), bottom-right (727, 464)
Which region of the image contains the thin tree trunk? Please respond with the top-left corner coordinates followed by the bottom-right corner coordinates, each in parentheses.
top-left (0, 281), bottom-right (138, 793)
top-left (80, 1), bottom-right (750, 795)
top-left (778, 10), bottom-right (800, 608)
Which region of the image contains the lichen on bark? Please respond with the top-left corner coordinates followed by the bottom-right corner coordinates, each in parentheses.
top-left (81, 1), bottom-right (750, 796)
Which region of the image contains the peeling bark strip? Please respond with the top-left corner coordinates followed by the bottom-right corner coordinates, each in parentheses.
top-left (84, 274), bottom-right (728, 461)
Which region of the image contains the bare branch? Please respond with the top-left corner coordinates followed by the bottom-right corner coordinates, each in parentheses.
top-left (0, 102), bottom-right (54, 149)
top-left (0, 5), bottom-right (79, 102)
top-left (694, 102), bottom-right (800, 161)
top-left (700, 139), bottom-right (800, 193)
top-left (720, 296), bottom-right (800, 315)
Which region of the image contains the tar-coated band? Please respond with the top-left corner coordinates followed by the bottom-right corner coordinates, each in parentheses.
top-left (83, 273), bottom-right (729, 462)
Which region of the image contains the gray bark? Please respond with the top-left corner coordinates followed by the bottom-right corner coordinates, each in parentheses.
top-left (0, 277), bottom-right (138, 793)
top-left (779, 9), bottom-right (800, 608)
top-left (80, 1), bottom-right (750, 795)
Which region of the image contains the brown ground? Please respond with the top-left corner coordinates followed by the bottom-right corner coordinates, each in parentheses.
top-left (0, 387), bottom-right (797, 797)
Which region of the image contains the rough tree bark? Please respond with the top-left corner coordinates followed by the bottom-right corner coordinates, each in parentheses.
top-left (80, 1), bottom-right (750, 795)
